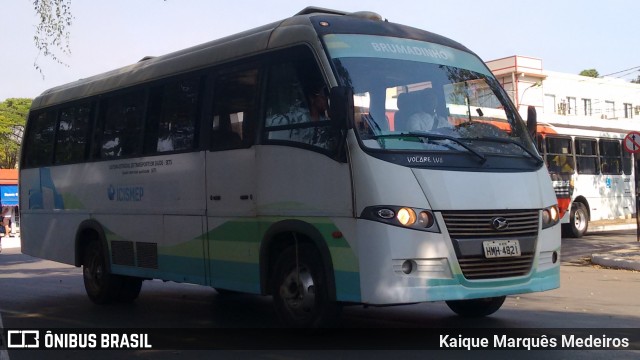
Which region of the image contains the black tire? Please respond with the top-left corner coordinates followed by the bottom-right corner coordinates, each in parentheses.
top-left (446, 296), bottom-right (506, 317)
top-left (214, 288), bottom-right (240, 296)
top-left (82, 241), bottom-right (142, 304)
top-left (117, 276), bottom-right (143, 303)
top-left (567, 202), bottom-right (589, 238)
top-left (83, 240), bottom-right (121, 304)
top-left (271, 243), bottom-right (339, 328)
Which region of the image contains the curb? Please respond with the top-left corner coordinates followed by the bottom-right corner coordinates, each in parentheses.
top-left (591, 253), bottom-right (640, 271)
top-left (588, 223), bottom-right (637, 233)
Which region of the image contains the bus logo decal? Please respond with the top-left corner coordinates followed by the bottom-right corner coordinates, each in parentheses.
top-left (108, 185), bottom-right (144, 202)
top-left (491, 217), bottom-right (509, 231)
top-left (108, 186), bottom-right (116, 201)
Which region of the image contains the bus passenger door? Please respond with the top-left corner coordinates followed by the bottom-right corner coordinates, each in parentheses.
top-left (205, 66), bottom-right (261, 293)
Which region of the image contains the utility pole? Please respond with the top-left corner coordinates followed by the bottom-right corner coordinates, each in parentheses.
top-left (622, 131), bottom-right (640, 242)
top-left (623, 131), bottom-right (640, 242)
top-left (636, 155), bottom-right (639, 242)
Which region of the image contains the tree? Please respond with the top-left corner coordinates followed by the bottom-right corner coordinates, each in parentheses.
top-left (631, 75), bottom-right (640, 84)
top-left (0, 98), bottom-right (31, 169)
top-left (33, 0), bottom-right (73, 75)
top-left (579, 69), bottom-right (599, 78)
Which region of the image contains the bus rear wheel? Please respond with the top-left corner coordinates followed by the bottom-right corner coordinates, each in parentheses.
top-left (271, 243), bottom-right (339, 328)
top-left (82, 240), bottom-right (142, 304)
top-left (445, 296), bottom-right (506, 317)
top-left (118, 276), bottom-right (143, 302)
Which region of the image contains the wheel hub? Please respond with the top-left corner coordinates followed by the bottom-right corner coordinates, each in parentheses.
top-left (280, 267), bottom-right (316, 315)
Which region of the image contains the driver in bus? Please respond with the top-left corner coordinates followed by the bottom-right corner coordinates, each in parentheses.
top-left (406, 89), bottom-right (449, 132)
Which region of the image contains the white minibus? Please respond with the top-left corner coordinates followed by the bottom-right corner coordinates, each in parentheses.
top-left (20, 7), bottom-right (560, 327)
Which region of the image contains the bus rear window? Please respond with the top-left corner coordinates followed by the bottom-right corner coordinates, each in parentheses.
top-left (23, 111), bottom-right (57, 168)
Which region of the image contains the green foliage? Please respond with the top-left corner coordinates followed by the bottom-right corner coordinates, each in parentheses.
top-left (33, 0), bottom-right (74, 76)
top-left (0, 98), bottom-right (31, 169)
top-left (579, 69), bottom-right (599, 78)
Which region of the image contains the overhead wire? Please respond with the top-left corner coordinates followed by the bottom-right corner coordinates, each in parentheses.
top-left (599, 65), bottom-right (640, 78)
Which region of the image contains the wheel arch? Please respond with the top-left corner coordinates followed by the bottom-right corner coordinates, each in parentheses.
top-left (74, 219), bottom-right (110, 270)
top-left (572, 196), bottom-right (590, 219)
top-left (259, 219), bottom-right (337, 301)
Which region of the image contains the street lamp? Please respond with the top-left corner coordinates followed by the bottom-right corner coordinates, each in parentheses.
top-left (519, 81), bottom-right (542, 111)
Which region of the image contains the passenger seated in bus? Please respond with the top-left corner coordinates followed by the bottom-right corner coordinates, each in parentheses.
top-left (395, 90), bottom-right (449, 133)
top-left (306, 82), bottom-right (341, 149)
top-left (551, 154), bottom-right (574, 174)
top-left (211, 113), bottom-right (241, 150)
top-left (406, 89), bottom-right (450, 132)
top-left (156, 123), bottom-right (174, 152)
top-left (307, 84), bottom-right (329, 122)
top-left (393, 92), bottom-right (409, 132)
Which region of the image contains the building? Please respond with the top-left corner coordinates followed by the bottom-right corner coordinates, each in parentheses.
top-left (0, 168), bottom-right (19, 235)
top-left (486, 55), bottom-right (640, 130)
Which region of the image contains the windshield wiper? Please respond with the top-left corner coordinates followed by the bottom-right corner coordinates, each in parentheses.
top-left (407, 131), bottom-right (487, 164)
top-left (473, 136), bottom-right (544, 165)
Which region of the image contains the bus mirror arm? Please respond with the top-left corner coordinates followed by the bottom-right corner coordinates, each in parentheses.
top-left (328, 86), bottom-right (354, 131)
top-left (526, 106), bottom-right (537, 139)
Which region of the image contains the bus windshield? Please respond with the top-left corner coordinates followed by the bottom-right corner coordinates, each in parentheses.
top-left (324, 34), bottom-right (540, 166)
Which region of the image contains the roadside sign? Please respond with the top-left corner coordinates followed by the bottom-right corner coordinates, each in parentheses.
top-left (623, 131), bottom-right (640, 154)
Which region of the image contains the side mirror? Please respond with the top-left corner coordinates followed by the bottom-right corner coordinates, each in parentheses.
top-left (526, 106), bottom-right (537, 138)
top-left (328, 86), bottom-right (354, 130)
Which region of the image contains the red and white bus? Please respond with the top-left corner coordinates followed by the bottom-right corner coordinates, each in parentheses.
top-left (535, 119), bottom-right (636, 237)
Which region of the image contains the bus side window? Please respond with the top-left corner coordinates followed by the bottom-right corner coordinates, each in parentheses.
top-left (544, 136), bottom-right (574, 174)
top-left (146, 77), bottom-right (201, 153)
top-left (55, 103), bottom-right (91, 164)
top-left (599, 139), bottom-right (622, 175)
top-left (210, 67), bottom-right (259, 151)
top-left (98, 90), bottom-right (146, 159)
top-left (263, 54), bottom-right (338, 153)
top-left (575, 138), bottom-right (598, 175)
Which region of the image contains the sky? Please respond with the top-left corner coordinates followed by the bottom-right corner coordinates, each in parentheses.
top-left (2, 0), bottom-right (640, 101)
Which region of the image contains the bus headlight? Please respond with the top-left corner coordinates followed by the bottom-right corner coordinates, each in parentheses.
top-left (417, 211), bottom-right (435, 228)
top-left (542, 204), bottom-right (560, 229)
top-left (397, 208), bottom-right (416, 226)
top-left (362, 206), bottom-right (440, 232)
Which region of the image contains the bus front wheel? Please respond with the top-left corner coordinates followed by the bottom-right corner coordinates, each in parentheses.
top-left (271, 243), bottom-right (339, 328)
top-left (446, 296), bottom-right (506, 317)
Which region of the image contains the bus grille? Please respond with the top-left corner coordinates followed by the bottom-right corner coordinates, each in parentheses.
top-left (441, 210), bottom-right (539, 280)
top-left (457, 253), bottom-right (534, 279)
top-left (441, 210), bottom-right (539, 239)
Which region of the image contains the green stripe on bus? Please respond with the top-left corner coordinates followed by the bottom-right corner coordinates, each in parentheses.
top-left (209, 259), bottom-right (261, 293)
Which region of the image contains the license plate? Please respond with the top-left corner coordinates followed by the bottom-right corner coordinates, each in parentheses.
top-left (483, 240), bottom-right (521, 258)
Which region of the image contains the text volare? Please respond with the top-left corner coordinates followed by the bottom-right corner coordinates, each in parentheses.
top-left (406, 156), bottom-right (444, 164)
